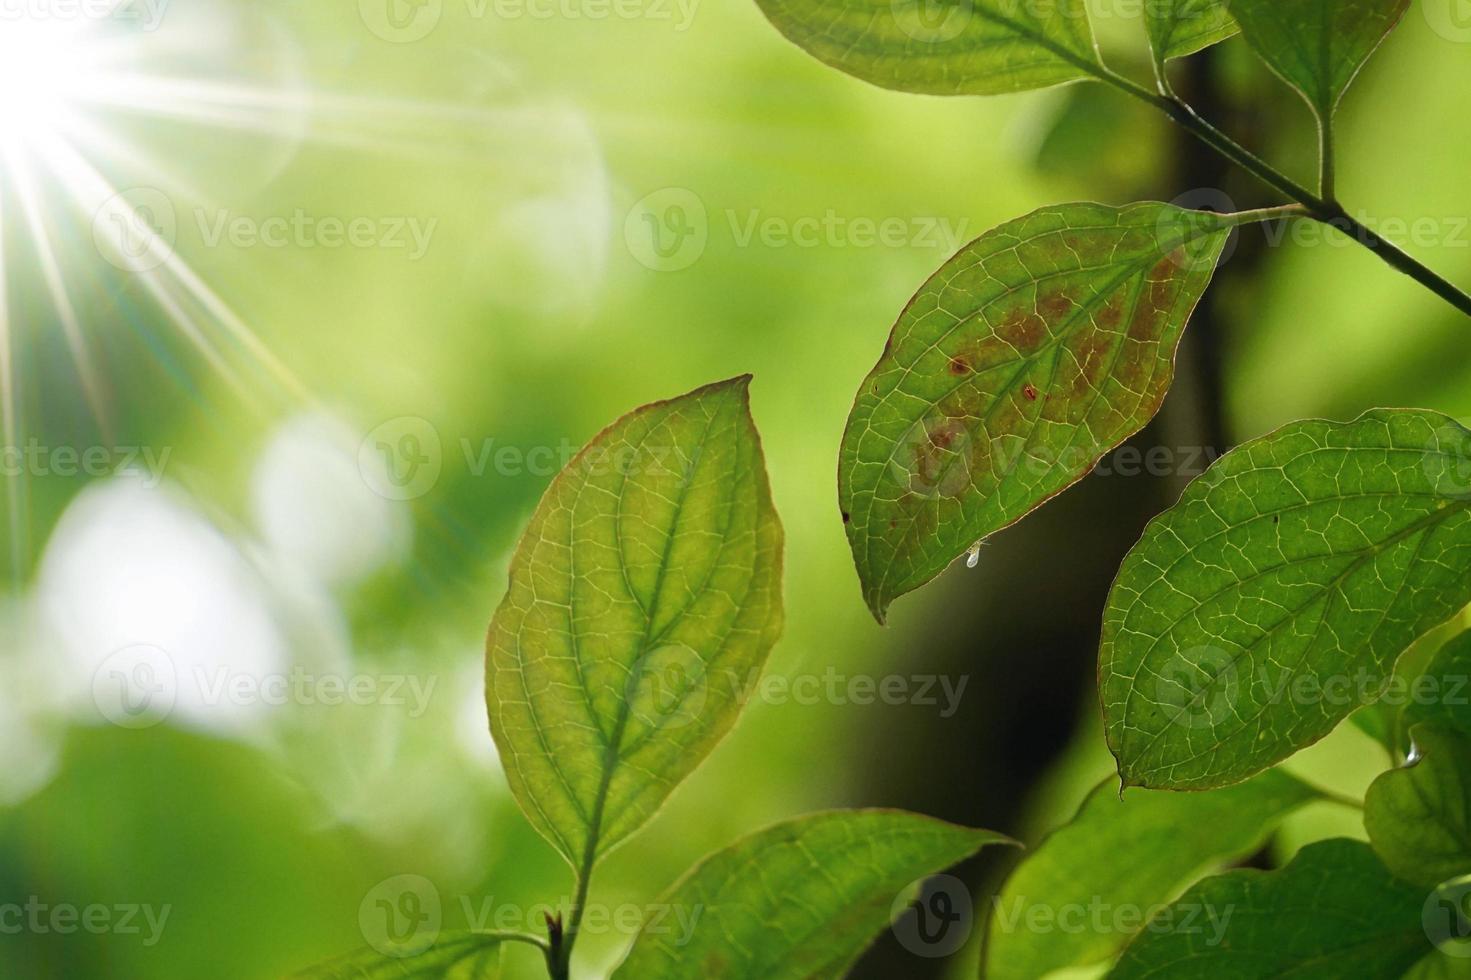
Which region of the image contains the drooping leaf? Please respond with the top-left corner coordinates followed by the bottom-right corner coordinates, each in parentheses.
top-left (1109, 839), bottom-right (1432, 979)
top-left (753, 0), bottom-right (1102, 96)
top-left (984, 769), bottom-right (1318, 980)
top-left (485, 377), bottom-right (784, 867)
top-left (1228, 0), bottom-right (1409, 129)
top-left (1101, 410), bottom-right (1471, 790)
top-left (839, 202), bottom-right (1236, 622)
top-left (1145, 1), bottom-right (1238, 75)
top-left (1367, 726), bottom-right (1471, 888)
top-left (613, 809), bottom-right (1013, 979)
top-left (294, 933), bottom-right (504, 979)
top-left (1407, 632), bottom-right (1471, 739)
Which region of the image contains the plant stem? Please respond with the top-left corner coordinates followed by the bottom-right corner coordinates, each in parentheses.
top-left (1319, 117), bottom-right (1336, 203)
top-left (1316, 205), bottom-right (1471, 319)
top-left (1091, 67), bottom-right (1471, 321)
top-left (549, 861), bottom-right (594, 980)
top-left (1226, 204), bottom-right (1309, 226)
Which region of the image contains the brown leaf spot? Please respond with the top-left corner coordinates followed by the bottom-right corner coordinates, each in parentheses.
top-left (997, 310), bottom-right (1047, 352)
top-left (948, 356), bottom-right (971, 375)
top-left (1039, 291), bottom-right (1073, 319)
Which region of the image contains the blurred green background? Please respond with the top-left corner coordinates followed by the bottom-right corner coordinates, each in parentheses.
top-left (2, 0), bottom-right (1470, 977)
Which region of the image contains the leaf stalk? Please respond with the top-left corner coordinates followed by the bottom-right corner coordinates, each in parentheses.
top-left (1091, 67), bottom-right (1471, 321)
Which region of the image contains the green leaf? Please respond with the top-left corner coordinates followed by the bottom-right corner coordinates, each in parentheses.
top-left (1109, 839), bottom-right (1432, 979)
top-left (1406, 949), bottom-right (1471, 980)
top-left (1101, 410), bottom-right (1471, 790)
top-left (294, 933), bottom-right (505, 979)
top-left (753, 0), bottom-right (1102, 96)
top-left (839, 202), bottom-right (1235, 622)
top-left (485, 376), bottom-right (784, 867)
top-left (1408, 632), bottom-right (1471, 739)
top-left (1228, 0), bottom-right (1409, 128)
top-left (613, 809), bottom-right (1013, 978)
top-left (984, 769), bottom-right (1318, 980)
top-left (1367, 726), bottom-right (1471, 888)
top-left (1145, 1), bottom-right (1238, 75)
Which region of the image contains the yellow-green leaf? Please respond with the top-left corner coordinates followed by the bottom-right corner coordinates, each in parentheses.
top-left (614, 809), bottom-right (1013, 979)
top-left (839, 202), bottom-right (1235, 622)
top-left (1101, 410), bottom-right (1471, 790)
top-left (754, 0), bottom-right (1102, 96)
top-left (485, 377), bottom-right (784, 867)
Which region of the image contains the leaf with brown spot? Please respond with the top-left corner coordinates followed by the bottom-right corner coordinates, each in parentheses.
top-left (838, 202), bottom-right (1236, 622)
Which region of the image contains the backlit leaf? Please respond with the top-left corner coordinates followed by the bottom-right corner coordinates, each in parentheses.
top-left (1109, 839), bottom-right (1433, 979)
top-left (613, 809), bottom-right (1013, 979)
top-left (485, 377), bottom-right (784, 866)
top-left (753, 0), bottom-right (1102, 96)
top-left (1145, 1), bottom-right (1238, 75)
top-left (984, 770), bottom-right (1318, 980)
top-left (1229, 0), bottom-right (1409, 128)
top-left (839, 202), bottom-right (1235, 622)
top-left (1367, 725), bottom-right (1471, 888)
top-left (294, 933), bottom-right (504, 979)
top-left (1101, 410), bottom-right (1471, 790)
